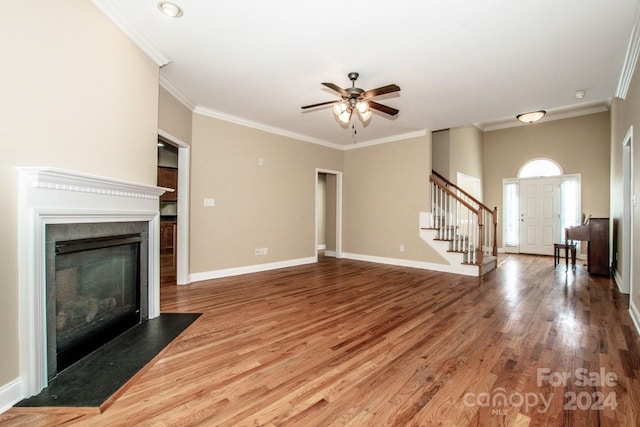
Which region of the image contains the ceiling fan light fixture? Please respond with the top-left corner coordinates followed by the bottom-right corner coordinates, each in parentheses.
top-left (301, 72), bottom-right (400, 127)
top-left (333, 101), bottom-right (348, 116)
top-left (516, 110), bottom-right (546, 124)
top-left (359, 109), bottom-right (373, 122)
top-left (356, 100), bottom-right (369, 114)
top-left (338, 109), bottom-right (352, 124)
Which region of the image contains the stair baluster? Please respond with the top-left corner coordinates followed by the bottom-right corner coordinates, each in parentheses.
top-left (428, 171), bottom-right (498, 272)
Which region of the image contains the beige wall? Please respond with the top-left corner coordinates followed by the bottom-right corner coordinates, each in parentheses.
top-left (159, 86), bottom-right (192, 145)
top-left (189, 114), bottom-right (343, 273)
top-left (343, 136), bottom-right (446, 263)
top-left (483, 112), bottom-right (611, 248)
top-left (0, 1), bottom-right (158, 391)
top-left (611, 63), bottom-right (640, 312)
top-left (432, 129), bottom-right (450, 178)
top-left (450, 125), bottom-right (484, 186)
top-left (431, 126), bottom-right (483, 196)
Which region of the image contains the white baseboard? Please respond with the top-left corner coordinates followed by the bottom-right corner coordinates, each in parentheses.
top-left (630, 300), bottom-right (640, 337)
top-left (342, 252), bottom-right (478, 277)
top-left (0, 378), bottom-right (23, 415)
top-left (324, 250), bottom-right (336, 257)
top-left (613, 268), bottom-right (625, 293)
top-left (189, 256), bottom-right (317, 283)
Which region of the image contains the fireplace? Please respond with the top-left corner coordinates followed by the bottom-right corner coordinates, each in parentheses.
top-left (17, 167), bottom-right (167, 397)
top-left (46, 222), bottom-right (149, 378)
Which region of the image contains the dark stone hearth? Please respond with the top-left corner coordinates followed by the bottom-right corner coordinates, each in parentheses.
top-left (16, 313), bottom-right (200, 408)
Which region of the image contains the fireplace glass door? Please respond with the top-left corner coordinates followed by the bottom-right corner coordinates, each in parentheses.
top-left (51, 234), bottom-right (142, 376)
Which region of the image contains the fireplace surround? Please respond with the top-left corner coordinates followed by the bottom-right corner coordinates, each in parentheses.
top-left (17, 167), bottom-right (167, 398)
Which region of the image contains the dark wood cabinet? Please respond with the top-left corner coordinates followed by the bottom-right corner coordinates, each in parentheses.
top-left (160, 220), bottom-right (177, 285)
top-left (160, 221), bottom-right (176, 254)
top-left (566, 217), bottom-right (610, 275)
top-left (157, 167), bottom-right (178, 201)
top-left (587, 218), bottom-right (609, 275)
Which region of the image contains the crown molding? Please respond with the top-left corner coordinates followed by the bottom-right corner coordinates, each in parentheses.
top-left (616, 4), bottom-right (640, 99)
top-left (159, 74), bottom-right (196, 111)
top-left (90, 0), bottom-right (171, 67)
top-left (194, 106), bottom-right (429, 151)
top-left (342, 130), bottom-right (429, 150)
top-left (193, 106), bottom-right (345, 150)
top-left (475, 99), bottom-right (611, 132)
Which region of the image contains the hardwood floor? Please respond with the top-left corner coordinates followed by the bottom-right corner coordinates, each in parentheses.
top-left (2, 255), bottom-right (639, 426)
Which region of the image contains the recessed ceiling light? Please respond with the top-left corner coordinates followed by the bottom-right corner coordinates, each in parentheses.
top-left (158, 2), bottom-right (183, 18)
top-left (575, 90), bottom-right (586, 99)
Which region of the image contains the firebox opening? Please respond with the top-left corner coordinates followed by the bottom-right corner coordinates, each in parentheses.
top-left (46, 222), bottom-right (149, 380)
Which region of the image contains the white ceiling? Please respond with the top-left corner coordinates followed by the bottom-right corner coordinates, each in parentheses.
top-left (93, 0), bottom-right (638, 148)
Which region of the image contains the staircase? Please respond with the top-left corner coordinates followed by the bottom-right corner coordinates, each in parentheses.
top-left (421, 171), bottom-right (498, 276)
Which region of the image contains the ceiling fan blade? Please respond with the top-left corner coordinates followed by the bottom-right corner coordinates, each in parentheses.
top-left (321, 82), bottom-right (349, 97)
top-left (301, 100), bottom-right (337, 109)
top-left (363, 84), bottom-right (401, 99)
top-left (369, 101), bottom-right (399, 116)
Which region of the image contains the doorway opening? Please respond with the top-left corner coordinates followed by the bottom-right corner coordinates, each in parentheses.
top-left (503, 158), bottom-right (581, 255)
top-left (621, 126), bottom-right (633, 294)
top-left (456, 172), bottom-right (482, 201)
top-left (158, 130), bottom-right (191, 285)
top-left (158, 138), bottom-right (178, 286)
top-left (315, 169), bottom-right (343, 260)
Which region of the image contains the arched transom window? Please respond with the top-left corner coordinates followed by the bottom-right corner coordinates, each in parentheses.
top-left (518, 158), bottom-right (563, 178)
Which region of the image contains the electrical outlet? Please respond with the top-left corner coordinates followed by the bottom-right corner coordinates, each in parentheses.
top-left (400, 245), bottom-right (405, 252)
top-left (254, 248), bottom-right (260, 255)
top-left (263, 247), bottom-right (268, 255)
top-left (204, 198), bottom-right (215, 207)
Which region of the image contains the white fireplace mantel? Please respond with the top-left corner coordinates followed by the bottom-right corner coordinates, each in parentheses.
top-left (18, 167), bottom-right (169, 199)
top-left (16, 167), bottom-right (169, 398)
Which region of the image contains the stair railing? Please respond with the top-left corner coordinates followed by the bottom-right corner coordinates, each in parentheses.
top-left (430, 171), bottom-right (498, 268)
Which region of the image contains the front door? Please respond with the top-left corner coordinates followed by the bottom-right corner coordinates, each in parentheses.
top-left (519, 177), bottom-right (561, 255)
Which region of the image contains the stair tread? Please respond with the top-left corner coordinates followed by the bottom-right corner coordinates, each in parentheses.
top-left (423, 207), bottom-right (498, 276)
top-left (458, 255), bottom-right (498, 265)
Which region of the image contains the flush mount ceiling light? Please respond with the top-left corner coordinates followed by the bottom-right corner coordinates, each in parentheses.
top-left (158, 1), bottom-right (183, 17)
top-left (301, 72), bottom-right (400, 126)
top-left (516, 110), bottom-right (546, 124)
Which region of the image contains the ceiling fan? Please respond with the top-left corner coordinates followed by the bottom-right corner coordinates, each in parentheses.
top-left (301, 72), bottom-right (400, 124)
